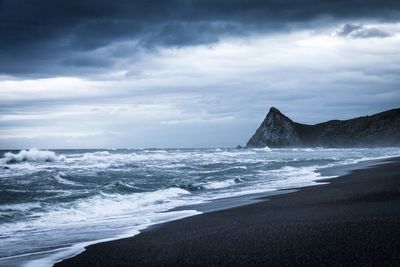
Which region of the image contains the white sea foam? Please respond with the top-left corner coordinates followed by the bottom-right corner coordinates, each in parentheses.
top-left (0, 162), bottom-right (39, 178)
top-left (146, 149), bottom-right (168, 153)
top-left (53, 172), bottom-right (81, 186)
top-left (22, 209), bottom-right (200, 267)
top-left (52, 149), bottom-right (261, 173)
top-left (202, 179), bottom-right (238, 189)
top-left (0, 186), bottom-right (200, 267)
top-left (91, 151), bottom-right (111, 156)
top-left (1, 147), bottom-right (400, 267)
top-left (254, 146), bottom-right (272, 151)
top-left (0, 202), bottom-right (42, 213)
top-left (0, 187), bottom-right (192, 234)
top-left (214, 151), bottom-right (256, 157)
top-left (263, 165), bottom-right (337, 190)
top-left (2, 149), bottom-right (64, 164)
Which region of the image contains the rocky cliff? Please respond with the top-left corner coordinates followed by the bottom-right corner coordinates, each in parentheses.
top-left (246, 107), bottom-right (400, 148)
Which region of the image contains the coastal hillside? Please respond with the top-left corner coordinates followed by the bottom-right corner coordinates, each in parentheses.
top-left (246, 107), bottom-right (400, 148)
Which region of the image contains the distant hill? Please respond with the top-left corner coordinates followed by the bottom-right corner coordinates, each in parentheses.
top-left (246, 107), bottom-right (400, 148)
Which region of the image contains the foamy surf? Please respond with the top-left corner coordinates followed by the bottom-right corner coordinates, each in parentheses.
top-left (0, 147), bottom-right (399, 266)
top-left (202, 178), bottom-right (240, 189)
top-left (2, 148), bottom-right (65, 164)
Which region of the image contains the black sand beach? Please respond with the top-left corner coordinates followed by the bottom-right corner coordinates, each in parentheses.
top-left (56, 157), bottom-right (400, 267)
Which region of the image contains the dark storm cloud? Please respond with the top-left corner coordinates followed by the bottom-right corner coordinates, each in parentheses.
top-left (62, 54), bottom-right (114, 68)
top-left (336, 23), bottom-right (391, 38)
top-left (1, 0), bottom-right (400, 76)
top-left (336, 24), bottom-right (363, 36)
top-left (351, 28), bottom-right (391, 38)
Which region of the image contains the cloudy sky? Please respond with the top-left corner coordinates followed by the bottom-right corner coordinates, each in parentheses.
top-left (1, 0), bottom-right (400, 149)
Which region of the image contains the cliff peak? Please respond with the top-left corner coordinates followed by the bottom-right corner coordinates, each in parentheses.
top-left (266, 107), bottom-right (293, 123)
top-left (269, 107), bottom-right (281, 114)
top-left (246, 107), bottom-right (300, 148)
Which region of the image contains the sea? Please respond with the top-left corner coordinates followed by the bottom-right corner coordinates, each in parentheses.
top-left (0, 147), bottom-right (399, 266)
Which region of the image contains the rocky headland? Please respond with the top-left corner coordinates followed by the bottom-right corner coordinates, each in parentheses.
top-left (246, 107), bottom-right (400, 148)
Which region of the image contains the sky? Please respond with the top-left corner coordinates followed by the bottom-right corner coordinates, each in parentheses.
top-left (1, 0), bottom-right (400, 149)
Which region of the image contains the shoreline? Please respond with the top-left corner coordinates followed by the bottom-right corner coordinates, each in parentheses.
top-left (172, 156), bottom-right (393, 214)
top-left (56, 156), bottom-right (400, 266)
top-left (2, 154), bottom-right (395, 266)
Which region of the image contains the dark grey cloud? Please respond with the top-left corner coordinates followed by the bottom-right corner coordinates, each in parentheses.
top-left (336, 23), bottom-right (391, 38)
top-left (351, 27), bottom-right (391, 38)
top-left (1, 0), bottom-right (400, 77)
top-left (336, 24), bottom-right (363, 36)
top-left (62, 54), bottom-right (114, 68)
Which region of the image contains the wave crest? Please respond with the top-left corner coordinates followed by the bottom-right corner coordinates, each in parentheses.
top-left (202, 178), bottom-right (240, 189)
top-left (3, 148), bottom-right (64, 164)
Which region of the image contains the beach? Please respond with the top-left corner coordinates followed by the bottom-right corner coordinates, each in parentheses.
top-left (2, 1), bottom-right (400, 266)
top-left (56, 157), bottom-right (400, 266)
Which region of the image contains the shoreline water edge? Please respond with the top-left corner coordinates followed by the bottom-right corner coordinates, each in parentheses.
top-left (56, 156), bottom-right (400, 267)
top-left (0, 148), bottom-right (399, 266)
top-left (54, 156), bottom-right (399, 266)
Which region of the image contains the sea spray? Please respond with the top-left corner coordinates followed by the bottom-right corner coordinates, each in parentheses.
top-left (3, 148), bottom-right (64, 164)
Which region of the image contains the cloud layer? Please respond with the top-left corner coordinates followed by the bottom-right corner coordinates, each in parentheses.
top-left (336, 24), bottom-right (391, 38)
top-left (1, 0), bottom-right (400, 76)
top-left (0, 1), bottom-right (400, 148)
top-left (2, 24), bottom-right (400, 148)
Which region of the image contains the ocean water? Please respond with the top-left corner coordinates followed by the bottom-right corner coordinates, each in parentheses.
top-left (0, 147), bottom-right (399, 266)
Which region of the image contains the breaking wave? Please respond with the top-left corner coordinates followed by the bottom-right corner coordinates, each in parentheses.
top-left (1, 147), bottom-right (399, 266)
top-left (0, 187), bottom-right (192, 233)
top-left (202, 178), bottom-right (241, 189)
top-left (2, 149), bottom-right (64, 164)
